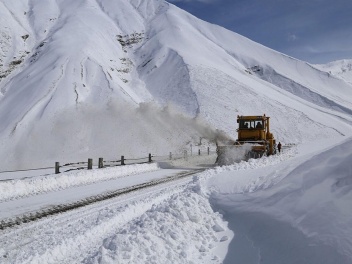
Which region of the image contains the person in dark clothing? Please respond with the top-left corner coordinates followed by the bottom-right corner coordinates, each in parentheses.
top-left (278, 142), bottom-right (282, 153)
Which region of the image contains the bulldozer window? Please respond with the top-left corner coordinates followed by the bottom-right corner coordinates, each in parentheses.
top-left (239, 120), bottom-right (250, 129)
top-left (255, 121), bottom-right (263, 128)
top-left (239, 120), bottom-right (265, 129)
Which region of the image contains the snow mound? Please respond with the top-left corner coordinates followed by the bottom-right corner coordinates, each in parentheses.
top-left (206, 138), bottom-right (352, 263)
top-left (0, 163), bottom-right (159, 202)
top-left (84, 184), bottom-right (232, 263)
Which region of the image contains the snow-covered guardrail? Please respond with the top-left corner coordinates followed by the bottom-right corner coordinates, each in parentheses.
top-left (0, 163), bottom-right (160, 202)
top-left (0, 147), bottom-right (214, 181)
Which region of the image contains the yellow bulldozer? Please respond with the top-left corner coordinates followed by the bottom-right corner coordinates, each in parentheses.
top-left (216, 114), bottom-right (276, 165)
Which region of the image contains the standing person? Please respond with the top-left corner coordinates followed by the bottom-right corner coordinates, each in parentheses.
top-left (278, 142), bottom-right (282, 153)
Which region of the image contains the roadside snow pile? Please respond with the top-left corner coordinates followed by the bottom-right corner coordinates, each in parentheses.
top-left (206, 145), bottom-right (297, 177)
top-left (208, 138), bottom-right (352, 263)
top-left (0, 163), bottom-right (159, 202)
top-left (6, 174), bottom-right (232, 264)
top-left (84, 179), bottom-right (233, 264)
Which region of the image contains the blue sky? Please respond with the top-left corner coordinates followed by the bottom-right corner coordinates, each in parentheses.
top-left (168, 0), bottom-right (352, 64)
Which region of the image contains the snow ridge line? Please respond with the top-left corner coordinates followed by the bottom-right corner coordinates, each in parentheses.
top-left (209, 147), bottom-right (297, 174)
top-left (195, 147), bottom-right (298, 195)
top-left (0, 163), bottom-right (159, 202)
top-left (0, 169), bottom-right (204, 231)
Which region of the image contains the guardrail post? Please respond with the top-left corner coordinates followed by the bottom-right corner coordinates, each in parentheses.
top-left (98, 158), bottom-right (104, 168)
top-left (148, 153), bottom-right (152, 163)
top-left (55, 162), bottom-right (60, 174)
top-left (121, 156), bottom-right (125, 165)
top-left (88, 159), bottom-right (93, 170)
top-left (169, 152), bottom-right (172, 160)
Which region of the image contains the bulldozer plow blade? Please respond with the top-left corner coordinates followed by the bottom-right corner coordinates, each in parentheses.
top-left (246, 150), bottom-right (265, 159)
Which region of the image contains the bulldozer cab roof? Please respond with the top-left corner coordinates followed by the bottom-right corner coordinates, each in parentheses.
top-left (237, 115), bottom-right (269, 120)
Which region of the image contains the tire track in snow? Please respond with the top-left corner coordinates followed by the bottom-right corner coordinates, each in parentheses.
top-left (0, 169), bottom-right (202, 231)
top-left (0, 169), bottom-right (203, 263)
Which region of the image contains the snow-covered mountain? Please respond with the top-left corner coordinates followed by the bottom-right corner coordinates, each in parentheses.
top-left (1, 0), bottom-right (352, 169)
top-left (314, 59), bottom-right (352, 84)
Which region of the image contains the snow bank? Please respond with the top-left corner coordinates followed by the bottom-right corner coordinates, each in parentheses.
top-left (83, 148), bottom-right (296, 264)
top-left (6, 171), bottom-right (233, 264)
top-left (78, 150), bottom-right (297, 263)
top-left (0, 163), bottom-right (159, 202)
top-left (84, 179), bottom-right (232, 264)
top-left (204, 146), bottom-right (296, 179)
top-left (206, 138), bottom-right (352, 263)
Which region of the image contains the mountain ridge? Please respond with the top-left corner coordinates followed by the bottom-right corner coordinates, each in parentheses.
top-left (0, 0), bottom-right (352, 169)
top-left (314, 59), bottom-right (352, 84)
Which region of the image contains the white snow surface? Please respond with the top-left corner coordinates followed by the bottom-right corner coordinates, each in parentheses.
top-left (1, 0), bottom-right (352, 263)
top-left (206, 137), bottom-right (352, 264)
top-left (0, 163), bottom-right (158, 202)
top-left (314, 59), bottom-right (352, 84)
top-left (1, 137), bottom-right (352, 263)
top-left (1, 0), bottom-right (352, 170)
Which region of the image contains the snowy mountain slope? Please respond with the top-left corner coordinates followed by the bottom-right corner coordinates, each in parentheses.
top-left (0, 0), bottom-right (352, 170)
top-left (134, 7), bottom-right (352, 112)
top-left (0, 0), bottom-right (149, 129)
top-left (314, 59), bottom-right (352, 84)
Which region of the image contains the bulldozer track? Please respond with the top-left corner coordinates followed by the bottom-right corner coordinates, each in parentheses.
top-left (0, 169), bottom-right (204, 231)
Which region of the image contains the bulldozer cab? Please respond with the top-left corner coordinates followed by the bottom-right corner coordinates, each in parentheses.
top-left (237, 116), bottom-right (268, 142)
